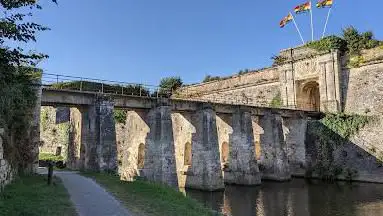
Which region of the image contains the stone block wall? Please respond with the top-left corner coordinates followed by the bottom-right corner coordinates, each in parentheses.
top-left (255, 111), bottom-right (290, 181)
top-left (0, 128), bottom-right (13, 189)
top-left (342, 60), bottom-right (383, 115)
top-left (40, 106), bottom-right (71, 159)
top-left (305, 117), bottom-right (383, 183)
top-left (176, 67), bottom-right (280, 107)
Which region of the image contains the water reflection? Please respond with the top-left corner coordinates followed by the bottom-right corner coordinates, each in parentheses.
top-left (185, 179), bottom-right (383, 216)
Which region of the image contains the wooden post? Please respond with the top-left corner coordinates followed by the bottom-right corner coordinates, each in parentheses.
top-left (48, 161), bottom-right (54, 185)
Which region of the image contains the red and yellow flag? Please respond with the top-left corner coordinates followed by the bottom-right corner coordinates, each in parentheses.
top-left (280, 13), bottom-right (293, 28)
top-left (294, 1), bottom-right (311, 14)
top-left (316, 0), bottom-right (333, 8)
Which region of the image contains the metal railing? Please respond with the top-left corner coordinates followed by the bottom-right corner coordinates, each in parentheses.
top-left (42, 73), bottom-right (320, 112)
top-left (42, 73), bottom-right (173, 98)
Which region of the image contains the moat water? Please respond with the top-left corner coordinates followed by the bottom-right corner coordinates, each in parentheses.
top-left (185, 178), bottom-right (383, 216)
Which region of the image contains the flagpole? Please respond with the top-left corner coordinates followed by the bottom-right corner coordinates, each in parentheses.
top-left (291, 13), bottom-right (305, 45)
top-left (310, 1), bottom-right (314, 41)
top-left (322, 7), bottom-right (332, 38)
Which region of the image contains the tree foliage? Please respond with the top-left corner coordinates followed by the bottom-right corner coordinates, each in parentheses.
top-left (1, 0), bottom-right (56, 172)
top-left (342, 27), bottom-right (381, 55)
top-left (202, 75), bottom-right (221, 83)
top-left (306, 26), bottom-right (381, 55)
top-left (158, 76), bottom-right (183, 97)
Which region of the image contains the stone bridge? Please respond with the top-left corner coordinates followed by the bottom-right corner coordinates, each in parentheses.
top-left (40, 88), bottom-right (322, 191)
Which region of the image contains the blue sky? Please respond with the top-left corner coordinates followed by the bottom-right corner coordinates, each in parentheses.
top-left (29, 0), bottom-right (383, 85)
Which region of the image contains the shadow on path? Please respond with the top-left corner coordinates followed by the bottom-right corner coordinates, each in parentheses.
top-left (54, 171), bottom-right (132, 216)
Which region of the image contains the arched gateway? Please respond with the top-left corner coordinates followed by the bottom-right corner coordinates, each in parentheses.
top-left (297, 81), bottom-right (320, 111)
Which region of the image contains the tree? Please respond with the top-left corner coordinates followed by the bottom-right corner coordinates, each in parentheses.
top-left (342, 26), bottom-right (380, 55)
top-left (1, 0), bottom-right (56, 173)
top-left (202, 75), bottom-right (221, 83)
top-left (158, 76), bottom-right (183, 96)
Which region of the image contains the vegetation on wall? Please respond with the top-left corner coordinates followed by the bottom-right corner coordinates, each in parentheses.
top-left (202, 75), bottom-right (221, 83)
top-left (306, 27), bottom-right (381, 55)
top-left (114, 109), bottom-right (127, 124)
top-left (304, 27), bottom-right (382, 68)
top-left (320, 113), bottom-right (370, 140)
top-left (0, 0), bottom-right (57, 173)
top-left (238, 69), bottom-right (250, 75)
top-left (306, 113), bottom-right (371, 181)
top-left (269, 92), bottom-right (282, 108)
top-left (305, 35), bottom-right (348, 53)
top-left (271, 55), bottom-right (289, 66)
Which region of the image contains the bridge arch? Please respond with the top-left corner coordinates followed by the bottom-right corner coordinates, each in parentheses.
top-left (137, 143), bottom-right (145, 169)
top-left (184, 142), bottom-right (192, 166)
top-left (221, 141), bottom-right (229, 165)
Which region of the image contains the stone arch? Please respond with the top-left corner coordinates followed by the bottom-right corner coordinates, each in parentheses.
top-left (221, 141), bottom-right (229, 164)
top-left (297, 81), bottom-right (320, 111)
top-left (184, 142), bottom-right (192, 166)
top-left (137, 143), bottom-right (145, 169)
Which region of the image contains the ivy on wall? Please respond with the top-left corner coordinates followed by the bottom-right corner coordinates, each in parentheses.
top-left (320, 113), bottom-right (370, 140)
top-left (306, 113), bottom-right (371, 181)
top-left (0, 69), bottom-right (41, 173)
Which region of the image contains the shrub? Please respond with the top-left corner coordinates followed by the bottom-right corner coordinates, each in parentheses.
top-left (114, 109), bottom-right (127, 124)
top-left (306, 35), bottom-right (348, 53)
top-left (202, 75), bottom-right (221, 83)
top-left (270, 92), bottom-right (282, 108)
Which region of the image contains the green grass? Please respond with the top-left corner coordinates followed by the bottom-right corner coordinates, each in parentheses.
top-left (0, 175), bottom-right (77, 216)
top-left (81, 172), bottom-right (217, 216)
top-left (39, 153), bottom-right (64, 162)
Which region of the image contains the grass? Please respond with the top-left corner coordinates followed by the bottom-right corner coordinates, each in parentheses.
top-left (39, 152), bottom-right (64, 162)
top-left (0, 175), bottom-right (77, 216)
top-left (81, 172), bottom-right (217, 216)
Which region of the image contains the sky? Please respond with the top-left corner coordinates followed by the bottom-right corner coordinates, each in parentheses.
top-left (25, 0), bottom-right (383, 86)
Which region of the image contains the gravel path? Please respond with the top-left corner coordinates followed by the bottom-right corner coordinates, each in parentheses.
top-left (55, 171), bottom-right (132, 216)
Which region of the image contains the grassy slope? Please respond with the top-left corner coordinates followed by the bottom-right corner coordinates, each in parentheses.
top-left (81, 172), bottom-right (216, 216)
top-left (0, 175), bottom-right (77, 216)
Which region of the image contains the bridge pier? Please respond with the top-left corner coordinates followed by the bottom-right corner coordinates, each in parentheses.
top-left (282, 115), bottom-right (308, 176)
top-left (79, 99), bottom-right (117, 172)
top-left (141, 106), bottom-right (178, 187)
top-left (221, 109), bottom-right (261, 185)
top-left (256, 111), bottom-right (291, 181)
top-left (185, 105), bottom-right (224, 191)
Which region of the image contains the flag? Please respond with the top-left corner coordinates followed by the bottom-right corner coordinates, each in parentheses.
top-left (294, 1), bottom-right (311, 14)
top-left (316, 0), bottom-right (333, 8)
top-left (280, 13), bottom-right (293, 28)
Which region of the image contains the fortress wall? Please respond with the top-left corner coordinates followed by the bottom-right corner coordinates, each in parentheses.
top-left (191, 82), bottom-right (281, 107)
top-left (178, 67), bottom-right (280, 105)
top-left (342, 49), bottom-right (383, 115)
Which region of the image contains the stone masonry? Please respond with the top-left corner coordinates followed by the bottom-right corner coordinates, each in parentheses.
top-left (0, 128), bottom-right (13, 189)
top-left (37, 45), bottom-right (383, 189)
top-left (177, 46), bottom-right (383, 115)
